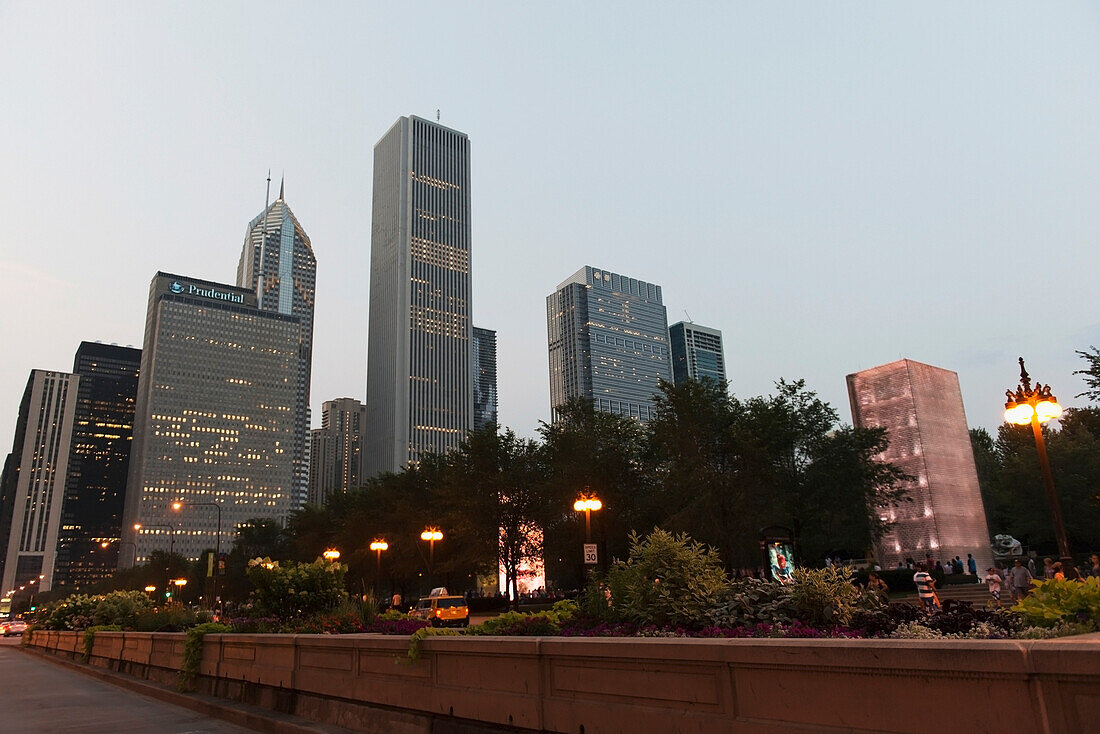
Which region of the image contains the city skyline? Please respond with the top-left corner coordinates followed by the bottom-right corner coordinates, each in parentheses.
top-left (2, 4), bottom-right (1099, 463)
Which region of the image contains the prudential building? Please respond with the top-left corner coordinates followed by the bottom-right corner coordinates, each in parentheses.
top-left (121, 273), bottom-right (300, 563)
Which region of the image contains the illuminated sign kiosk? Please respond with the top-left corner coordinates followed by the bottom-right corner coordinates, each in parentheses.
top-left (760, 526), bottom-right (795, 584)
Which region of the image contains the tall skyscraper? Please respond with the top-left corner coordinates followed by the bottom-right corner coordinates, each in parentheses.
top-left (122, 273), bottom-right (300, 563)
top-left (237, 180), bottom-right (316, 509)
top-left (307, 398), bottom-right (367, 506)
top-left (365, 116), bottom-right (473, 476)
top-left (846, 358), bottom-right (992, 570)
top-left (307, 429), bottom-right (335, 506)
top-left (53, 342), bottom-right (141, 589)
top-left (1, 370), bottom-right (80, 595)
top-left (669, 321), bottom-right (726, 386)
top-left (547, 266), bottom-right (671, 422)
top-left (472, 327), bottom-right (497, 431)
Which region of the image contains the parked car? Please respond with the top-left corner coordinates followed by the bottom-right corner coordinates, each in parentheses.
top-left (410, 589), bottom-right (469, 628)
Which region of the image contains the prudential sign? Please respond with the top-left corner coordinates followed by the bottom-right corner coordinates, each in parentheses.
top-left (168, 280), bottom-right (245, 304)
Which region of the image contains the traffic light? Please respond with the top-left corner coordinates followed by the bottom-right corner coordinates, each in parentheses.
top-left (216, 553), bottom-right (228, 576)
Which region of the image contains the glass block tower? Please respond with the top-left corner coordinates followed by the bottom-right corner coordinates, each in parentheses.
top-left (547, 266), bottom-right (671, 422)
top-left (0, 370), bottom-right (80, 595)
top-left (669, 321), bottom-right (726, 387)
top-left (52, 342), bottom-right (141, 589)
top-left (237, 181), bottom-right (316, 509)
top-left (365, 116), bottom-right (473, 476)
top-left (122, 273), bottom-right (301, 563)
top-left (846, 358), bottom-right (992, 571)
top-left (472, 327), bottom-right (497, 431)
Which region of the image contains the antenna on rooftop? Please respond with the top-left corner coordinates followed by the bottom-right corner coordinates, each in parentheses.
top-left (684, 309), bottom-right (694, 324)
top-left (436, 109), bottom-right (441, 122)
top-left (257, 170), bottom-right (271, 298)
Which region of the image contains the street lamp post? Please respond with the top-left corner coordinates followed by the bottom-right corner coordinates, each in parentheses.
top-left (369, 540), bottom-right (388, 594)
top-left (572, 496), bottom-right (602, 544)
top-left (134, 522), bottom-right (175, 603)
top-left (323, 548), bottom-right (341, 562)
top-left (420, 529), bottom-right (442, 588)
top-left (102, 539), bottom-right (137, 568)
top-left (172, 501), bottom-right (222, 608)
top-left (1003, 357), bottom-right (1074, 576)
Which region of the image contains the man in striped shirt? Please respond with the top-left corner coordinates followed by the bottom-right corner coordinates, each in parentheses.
top-left (913, 569), bottom-right (940, 611)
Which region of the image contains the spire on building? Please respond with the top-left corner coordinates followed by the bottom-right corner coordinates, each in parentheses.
top-left (278, 177), bottom-right (284, 202)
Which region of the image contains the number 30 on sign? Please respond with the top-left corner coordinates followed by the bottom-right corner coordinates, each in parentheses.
top-left (583, 543), bottom-right (598, 565)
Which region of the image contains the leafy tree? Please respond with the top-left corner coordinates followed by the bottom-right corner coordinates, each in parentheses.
top-left (645, 378), bottom-right (767, 568)
top-left (539, 398), bottom-right (647, 585)
top-left (1074, 346), bottom-right (1100, 401)
top-left (975, 411), bottom-right (1100, 555)
top-left (443, 425), bottom-right (549, 608)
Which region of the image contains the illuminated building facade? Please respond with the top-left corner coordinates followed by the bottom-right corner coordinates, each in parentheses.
top-left (364, 116), bottom-right (473, 475)
top-left (472, 327), bottom-right (497, 431)
top-left (237, 182), bottom-right (316, 509)
top-left (669, 321), bottom-right (726, 387)
top-left (121, 273), bottom-right (300, 563)
top-left (846, 359), bottom-right (992, 571)
top-left (53, 342), bottom-right (141, 589)
top-left (0, 370), bottom-right (80, 595)
top-left (547, 266), bottom-right (671, 422)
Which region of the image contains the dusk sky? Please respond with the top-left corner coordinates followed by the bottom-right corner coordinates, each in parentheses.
top-left (2, 2), bottom-right (1098, 460)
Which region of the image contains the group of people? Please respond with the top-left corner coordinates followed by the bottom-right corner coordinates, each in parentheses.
top-left (982, 553), bottom-right (1100, 607)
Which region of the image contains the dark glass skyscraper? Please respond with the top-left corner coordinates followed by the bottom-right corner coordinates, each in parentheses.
top-left (52, 342), bottom-right (140, 589)
top-left (365, 116), bottom-right (473, 475)
top-left (472, 327), bottom-right (497, 431)
top-left (237, 182), bottom-right (316, 509)
top-left (669, 322), bottom-right (726, 387)
top-left (547, 266), bottom-right (671, 422)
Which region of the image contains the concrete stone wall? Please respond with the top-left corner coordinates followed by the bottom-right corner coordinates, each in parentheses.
top-left (27, 629), bottom-right (1100, 734)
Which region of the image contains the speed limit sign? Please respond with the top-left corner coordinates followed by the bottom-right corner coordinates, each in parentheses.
top-left (583, 543), bottom-right (598, 565)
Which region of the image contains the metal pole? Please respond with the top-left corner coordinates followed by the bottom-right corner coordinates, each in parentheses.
top-left (1030, 415), bottom-right (1074, 573)
top-left (584, 509), bottom-right (592, 544)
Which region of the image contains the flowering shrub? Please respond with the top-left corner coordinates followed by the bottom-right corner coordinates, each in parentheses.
top-left (42, 591), bottom-right (153, 631)
top-left (246, 557), bottom-right (347, 619)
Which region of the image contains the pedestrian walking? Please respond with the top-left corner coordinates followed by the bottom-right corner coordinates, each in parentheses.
top-left (984, 567), bottom-right (1003, 608)
top-left (1009, 559), bottom-right (1033, 599)
top-left (913, 569), bottom-right (940, 611)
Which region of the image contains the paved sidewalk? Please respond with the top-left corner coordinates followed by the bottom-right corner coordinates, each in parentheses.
top-left (0, 638), bottom-right (257, 734)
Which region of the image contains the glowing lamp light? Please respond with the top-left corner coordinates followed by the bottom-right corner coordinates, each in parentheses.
top-left (420, 530), bottom-right (443, 542)
top-left (1035, 400), bottom-right (1063, 423)
top-left (171, 501), bottom-right (183, 511)
top-left (370, 540), bottom-right (389, 552)
top-left (133, 523), bottom-right (142, 531)
top-left (1004, 403), bottom-right (1035, 425)
top-left (322, 549), bottom-right (341, 561)
top-left (172, 578), bottom-right (187, 587)
top-left (144, 586), bottom-right (156, 593)
top-left (573, 498), bottom-right (602, 512)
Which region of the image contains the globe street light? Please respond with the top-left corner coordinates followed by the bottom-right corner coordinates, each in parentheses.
top-left (1003, 357), bottom-right (1074, 576)
top-left (420, 529), bottom-right (443, 587)
top-left (323, 548), bottom-right (341, 562)
top-left (573, 496), bottom-right (602, 544)
top-left (369, 540), bottom-right (388, 594)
